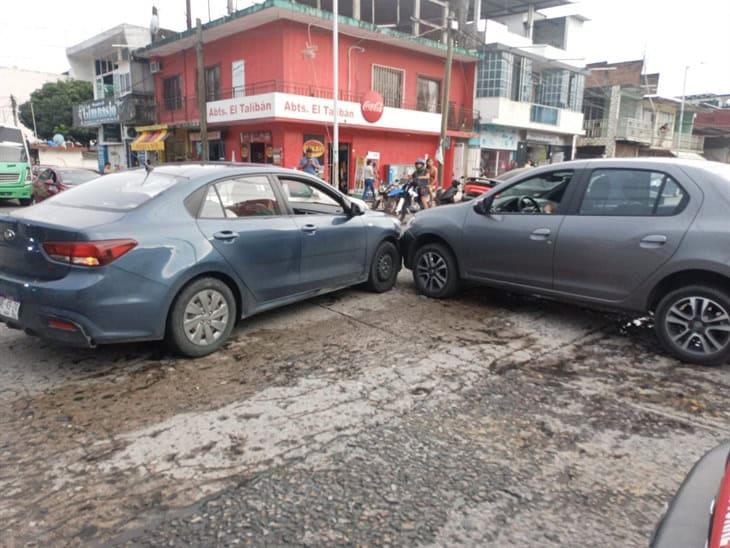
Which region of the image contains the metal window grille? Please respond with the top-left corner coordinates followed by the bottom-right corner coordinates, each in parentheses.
top-left (373, 65), bottom-right (404, 108)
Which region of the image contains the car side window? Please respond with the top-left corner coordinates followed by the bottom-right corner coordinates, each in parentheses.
top-left (492, 170), bottom-right (573, 215)
top-left (213, 176), bottom-right (282, 218)
top-left (279, 177), bottom-right (344, 216)
top-left (579, 169), bottom-right (688, 216)
top-left (38, 169), bottom-right (52, 182)
top-left (199, 186), bottom-right (226, 218)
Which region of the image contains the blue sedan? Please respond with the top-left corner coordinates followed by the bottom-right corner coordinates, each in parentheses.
top-left (0, 164), bottom-right (401, 357)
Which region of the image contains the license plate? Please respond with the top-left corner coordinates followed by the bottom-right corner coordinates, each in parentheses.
top-left (0, 296), bottom-right (20, 320)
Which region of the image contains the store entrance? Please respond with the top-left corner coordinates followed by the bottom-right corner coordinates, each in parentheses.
top-left (250, 142), bottom-right (266, 163)
top-left (328, 143), bottom-right (350, 193)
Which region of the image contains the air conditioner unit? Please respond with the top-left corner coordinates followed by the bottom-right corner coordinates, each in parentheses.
top-left (126, 127), bottom-right (137, 140)
top-left (150, 61), bottom-right (162, 74)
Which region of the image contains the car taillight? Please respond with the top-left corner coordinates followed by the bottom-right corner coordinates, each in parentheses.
top-left (42, 240), bottom-right (137, 267)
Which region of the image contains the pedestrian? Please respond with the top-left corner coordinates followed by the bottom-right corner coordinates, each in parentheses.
top-left (412, 158), bottom-right (431, 209)
top-left (103, 162), bottom-right (112, 174)
top-left (362, 159), bottom-right (375, 201)
top-left (298, 148), bottom-right (321, 175)
top-left (426, 157), bottom-right (438, 201)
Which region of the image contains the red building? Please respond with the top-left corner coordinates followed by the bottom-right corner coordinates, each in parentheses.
top-left (136, 0), bottom-right (478, 191)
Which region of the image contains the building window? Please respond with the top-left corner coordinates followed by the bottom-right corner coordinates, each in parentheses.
top-left (476, 51), bottom-right (513, 98)
top-left (94, 57), bottom-right (117, 99)
top-left (163, 75), bottom-right (182, 111)
top-left (115, 72), bottom-right (132, 96)
top-left (530, 105), bottom-right (559, 125)
top-left (568, 73), bottom-right (585, 112)
top-left (205, 65), bottom-right (221, 102)
top-left (416, 76), bottom-right (440, 113)
top-left (372, 65), bottom-right (404, 108)
top-left (540, 69), bottom-right (570, 109)
top-left (510, 56), bottom-right (533, 102)
top-left (232, 60), bottom-right (245, 98)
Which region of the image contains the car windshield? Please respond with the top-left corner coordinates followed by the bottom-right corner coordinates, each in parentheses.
top-left (52, 169), bottom-right (184, 211)
top-left (58, 169), bottom-right (98, 185)
top-left (0, 143), bottom-right (27, 162)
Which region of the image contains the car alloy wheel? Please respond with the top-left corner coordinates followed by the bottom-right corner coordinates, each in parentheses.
top-left (183, 289), bottom-right (230, 346)
top-left (377, 252), bottom-right (394, 282)
top-left (416, 251), bottom-right (449, 293)
top-left (664, 296), bottom-right (730, 356)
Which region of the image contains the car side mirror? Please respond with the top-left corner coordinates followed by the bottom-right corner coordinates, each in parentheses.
top-left (349, 201), bottom-right (364, 216)
top-left (474, 196), bottom-right (494, 215)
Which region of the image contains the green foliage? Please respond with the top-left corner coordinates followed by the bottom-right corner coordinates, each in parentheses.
top-left (18, 80), bottom-right (97, 144)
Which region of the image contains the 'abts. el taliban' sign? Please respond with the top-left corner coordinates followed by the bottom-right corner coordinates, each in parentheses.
top-left (361, 90), bottom-right (384, 123)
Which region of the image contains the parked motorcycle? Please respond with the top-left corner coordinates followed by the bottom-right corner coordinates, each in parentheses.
top-left (372, 181), bottom-right (398, 211)
top-left (435, 179), bottom-right (463, 206)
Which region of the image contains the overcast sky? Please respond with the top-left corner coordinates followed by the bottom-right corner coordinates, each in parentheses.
top-left (2, 0), bottom-right (729, 97)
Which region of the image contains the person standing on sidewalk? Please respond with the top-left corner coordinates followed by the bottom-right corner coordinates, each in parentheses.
top-left (362, 159), bottom-right (375, 201)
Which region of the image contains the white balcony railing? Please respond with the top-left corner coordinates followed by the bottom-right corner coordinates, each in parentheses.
top-left (582, 117), bottom-right (705, 151)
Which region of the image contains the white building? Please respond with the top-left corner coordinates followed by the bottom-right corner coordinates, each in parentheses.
top-left (0, 66), bottom-right (68, 132)
top-left (66, 24), bottom-right (156, 170)
top-left (472, 5), bottom-right (588, 176)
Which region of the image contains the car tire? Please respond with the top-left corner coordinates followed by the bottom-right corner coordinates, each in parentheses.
top-left (166, 277), bottom-right (237, 358)
top-left (18, 198), bottom-right (32, 207)
top-left (365, 240), bottom-right (400, 293)
top-left (655, 285), bottom-right (730, 366)
top-left (412, 242), bottom-right (459, 299)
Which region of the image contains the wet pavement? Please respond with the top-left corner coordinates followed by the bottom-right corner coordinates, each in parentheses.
top-left (0, 201), bottom-right (728, 546)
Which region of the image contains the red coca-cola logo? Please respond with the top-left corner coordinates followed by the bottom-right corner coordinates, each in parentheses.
top-left (361, 90), bottom-right (384, 123)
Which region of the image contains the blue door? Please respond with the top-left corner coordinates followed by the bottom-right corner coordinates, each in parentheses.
top-left (196, 175), bottom-right (301, 303)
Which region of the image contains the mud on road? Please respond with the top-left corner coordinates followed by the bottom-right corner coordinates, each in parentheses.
top-left (1, 271), bottom-right (728, 547)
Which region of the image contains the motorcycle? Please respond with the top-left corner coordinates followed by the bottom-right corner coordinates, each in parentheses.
top-left (394, 179), bottom-right (421, 222)
top-left (435, 179), bottom-right (463, 206)
top-left (372, 181), bottom-right (398, 211)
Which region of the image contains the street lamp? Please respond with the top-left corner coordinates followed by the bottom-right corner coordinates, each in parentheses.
top-left (678, 62), bottom-right (705, 151)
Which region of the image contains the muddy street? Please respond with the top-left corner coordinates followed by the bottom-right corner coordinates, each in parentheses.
top-left (1, 270), bottom-right (728, 547)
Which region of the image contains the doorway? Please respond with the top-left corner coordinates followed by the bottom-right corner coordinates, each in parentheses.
top-left (328, 143), bottom-right (350, 193)
top-left (250, 142), bottom-right (266, 163)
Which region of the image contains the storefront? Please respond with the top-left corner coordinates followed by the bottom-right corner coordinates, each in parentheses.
top-left (130, 125), bottom-right (169, 163)
top-left (520, 131), bottom-right (574, 166)
top-left (478, 125), bottom-right (520, 177)
top-left (207, 90), bottom-right (465, 193)
top-left (190, 130), bottom-right (226, 161)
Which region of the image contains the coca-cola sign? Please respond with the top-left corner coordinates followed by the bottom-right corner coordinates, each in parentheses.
top-left (360, 90), bottom-right (385, 123)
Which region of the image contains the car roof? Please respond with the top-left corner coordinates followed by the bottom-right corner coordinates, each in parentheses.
top-left (543, 157), bottom-right (715, 170)
top-left (151, 162), bottom-right (307, 180)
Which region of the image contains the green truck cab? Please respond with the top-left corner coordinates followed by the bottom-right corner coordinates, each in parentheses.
top-left (0, 124), bottom-right (32, 206)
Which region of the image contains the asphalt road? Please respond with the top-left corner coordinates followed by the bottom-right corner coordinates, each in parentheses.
top-left (0, 202), bottom-right (728, 546)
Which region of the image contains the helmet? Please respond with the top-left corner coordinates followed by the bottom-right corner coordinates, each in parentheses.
top-left (415, 158), bottom-right (425, 166)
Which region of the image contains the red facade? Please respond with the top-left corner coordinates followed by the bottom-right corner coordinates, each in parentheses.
top-left (149, 14), bottom-right (477, 189)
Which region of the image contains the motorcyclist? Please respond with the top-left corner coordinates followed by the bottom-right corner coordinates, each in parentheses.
top-left (411, 158), bottom-right (431, 209)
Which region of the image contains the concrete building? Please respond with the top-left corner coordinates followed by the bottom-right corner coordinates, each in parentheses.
top-left (694, 109), bottom-right (730, 164)
top-left (472, 5), bottom-right (588, 176)
top-left (135, 0), bottom-right (488, 190)
top-left (578, 60), bottom-right (705, 159)
top-left (66, 24), bottom-right (158, 170)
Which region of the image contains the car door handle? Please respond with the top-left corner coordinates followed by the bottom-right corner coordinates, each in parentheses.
top-left (213, 230), bottom-right (239, 241)
top-left (640, 234), bottom-right (667, 248)
top-left (530, 228), bottom-right (551, 241)
top-left (301, 224), bottom-right (318, 234)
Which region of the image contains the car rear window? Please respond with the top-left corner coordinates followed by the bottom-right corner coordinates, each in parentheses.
top-left (59, 169), bottom-right (98, 185)
top-left (52, 169), bottom-right (184, 211)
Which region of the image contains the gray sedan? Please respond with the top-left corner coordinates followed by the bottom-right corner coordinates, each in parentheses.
top-left (401, 158), bottom-right (730, 366)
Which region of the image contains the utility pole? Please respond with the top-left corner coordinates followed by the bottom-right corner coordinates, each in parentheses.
top-left (678, 64), bottom-right (689, 151)
top-left (332, 0), bottom-right (339, 189)
top-left (186, 0), bottom-right (192, 29)
top-left (437, 9), bottom-right (454, 189)
top-left (30, 100), bottom-right (38, 137)
top-left (195, 18), bottom-right (208, 161)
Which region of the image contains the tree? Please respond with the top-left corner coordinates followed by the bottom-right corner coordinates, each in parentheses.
top-left (18, 80), bottom-right (96, 145)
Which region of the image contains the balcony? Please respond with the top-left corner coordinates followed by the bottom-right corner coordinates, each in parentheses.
top-left (581, 117), bottom-right (705, 152)
top-left (530, 105), bottom-right (559, 125)
top-left (475, 96), bottom-right (584, 135)
top-left (156, 80), bottom-right (478, 133)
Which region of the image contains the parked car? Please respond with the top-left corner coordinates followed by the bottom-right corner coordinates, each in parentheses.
top-left (462, 168), bottom-right (534, 201)
top-left (0, 164), bottom-right (401, 357)
top-left (651, 441), bottom-right (730, 548)
top-left (31, 166), bottom-right (99, 203)
top-left (401, 158), bottom-right (730, 366)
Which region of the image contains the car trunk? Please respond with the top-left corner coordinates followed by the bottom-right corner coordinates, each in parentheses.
top-left (0, 206), bottom-right (125, 281)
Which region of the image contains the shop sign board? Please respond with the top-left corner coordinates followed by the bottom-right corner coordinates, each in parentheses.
top-left (207, 92), bottom-right (442, 134)
top-left (479, 126), bottom-right (519, 151)
top-left (361, 90), bottom-right (384, 123)
top-left (525, 131), bottom-right (567, 146)
top-left (303, 135), bottom-right (325, 157)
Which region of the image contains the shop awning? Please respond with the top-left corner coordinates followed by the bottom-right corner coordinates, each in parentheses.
top-left (131, 130), bottom-right (169, 151)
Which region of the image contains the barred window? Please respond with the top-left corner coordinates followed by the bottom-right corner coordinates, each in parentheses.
top-left (417, 76), bottom-right (440, 113)
top-left (476, 51), bottom-right (513, 98)
top-left (163, 75), bottom-right (182, 111)
top-left (373, 65), bottom-right (404, 108)
top-left (540, 69), bottom-right (570, 109)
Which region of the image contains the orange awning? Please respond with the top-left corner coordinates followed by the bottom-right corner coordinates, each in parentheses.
top-left (131, 130), bottom-right (169, 151)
